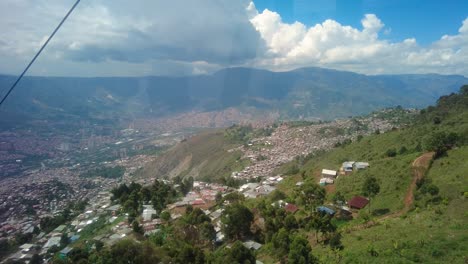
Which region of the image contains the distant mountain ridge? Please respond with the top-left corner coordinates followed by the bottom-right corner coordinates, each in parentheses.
top-left (0, 67), bottom-right (466, 126)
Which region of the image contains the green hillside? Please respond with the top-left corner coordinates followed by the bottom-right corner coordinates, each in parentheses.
top-left (139, 129), bottom-right (250, 182)
top-left (49, 87), bottom-right (467, 264)
top-left (265, 85), bottom-right (468, 263)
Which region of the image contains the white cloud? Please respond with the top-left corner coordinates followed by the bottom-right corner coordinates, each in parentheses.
top-left (0, 0), bottom-right (467, 76)
top-left (250, 7), bottom-right (468, 76)
top-left (0, 0), bottom-right (264, 76)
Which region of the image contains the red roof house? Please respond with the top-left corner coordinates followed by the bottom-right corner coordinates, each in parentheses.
top-left (284, 203), bottom-right (299, 213)
top-left (348, 196), bottom-right (369, 209)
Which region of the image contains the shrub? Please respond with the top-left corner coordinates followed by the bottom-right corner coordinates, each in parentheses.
top-left (385, 148), bottom-right (397, 157)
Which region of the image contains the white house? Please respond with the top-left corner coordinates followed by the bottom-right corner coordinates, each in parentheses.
top-left (321, 169), bottom-right (337, 178)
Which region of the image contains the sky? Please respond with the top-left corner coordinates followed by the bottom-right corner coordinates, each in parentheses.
top-left (0, 0), bottom-right (467, 77)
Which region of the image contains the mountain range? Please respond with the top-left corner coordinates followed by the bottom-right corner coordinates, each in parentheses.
top-left (0, 67), bottom-right (466, 127)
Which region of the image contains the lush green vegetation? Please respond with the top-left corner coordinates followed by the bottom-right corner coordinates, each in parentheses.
top-left (49, 86), bottom-right (467, 264)
top-left (267, 86), bottom-right (468, 263)
top-left (111, 180), bottom-right (178, 218)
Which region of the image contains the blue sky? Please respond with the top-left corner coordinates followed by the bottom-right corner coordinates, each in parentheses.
top-left (0, 0), bottom-right (467, 76)
top-left (253, 0), bottom-right (468, 45)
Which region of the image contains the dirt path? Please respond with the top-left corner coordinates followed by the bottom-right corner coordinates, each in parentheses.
top-left (402, 152), bottom-right (434, 212)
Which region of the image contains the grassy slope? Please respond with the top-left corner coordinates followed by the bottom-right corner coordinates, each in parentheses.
top-left (139, 130), bottom-right (249, 181)
top-left (315, 146), bottom-right (468, 263)
top-left (265, 90), bottom-right (468, 263)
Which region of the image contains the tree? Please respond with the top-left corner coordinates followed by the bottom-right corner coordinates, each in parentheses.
top-left (226, 241), bottom-right (256, 264)
top-left (30, 254), bottom-right (44, 264)
top-left (221, 203), bottom-right (253, 240)
top-left (132, 220), bottom-right (144, 234)
top-left (308, 212), bottom-right (335, 243)
top-left (109, 239), bottom-right (160, 264)
top-left (331, 191), bottom-right (345, 205)
top-left (60, 232), bottom-right (69, 247)
top-left (284, 214), bottom-right (298, 231)
top-left (288, 235), bottom-right (317, 264)
top-left (160, 211), bottom-right (171, 222)
top-left (296, 182), bottom-right (325, 210)
top-left (327, 232), bottom-right (344, 250)
top-left (272, 228), bottom-right (290, 257)
top-left (362, 177), bottom-right (380, 213)
top-left (424, 131), bottom-right (459, 158)
top-left (385, 148), bottom-right (397, 157)
top-left (175, 244), bottom-right (205, 264)
top-left (94, 240), bottom-right (104, 252)
top-left (215, 192), bottom-right (223, 205)
top-left (269, 190), bottom-right (287, 202)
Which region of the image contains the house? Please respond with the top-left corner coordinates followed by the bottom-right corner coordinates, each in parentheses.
top-left (215, 231), bottom-right (225, 243)
top-left (255, 185), bottom-right (276, 196)
top-left (321, 169), bottom-right (337, 178)
top-left (319, 178), bottom-right (334, 186)
top-left (106, 204), bottom-right (121, 215)
top-left (53, 225), bottom-right (66, 233)
top-left (342, 161), bottom-right (355, 174)
top-left (59, 247), bottom-right (73, 259)
top-left (142, 205), bottom-right (157, 222)
top-left (191, 199), bottom-right (206, 206)
top-left (243, 240), bottom-right (262, 250)
top-left (284, 203), bottom-right (299, 214)
top-left (43, 236), bottom-right (61, 249)
top-left (19, 244), bottom-right (34, 253)
top-left (354, 162), bottom-right (370, 170)
top-left (70, 235), bottom-right (80, 243)
top-left (209, 209), bottom-right (223, 221)
top-left (348, 196), bottom-right (369, 209)
top-left (317, 206), bottom-right (335, 215)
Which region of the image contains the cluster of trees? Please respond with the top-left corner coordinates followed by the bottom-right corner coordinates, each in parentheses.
top-left (80, 166), bottom-right (125, 179)
top-left (111, 180), bottom-right (177, 222)
top-left (424, 131), bottom-right (460, 158)
top-left (173, 176), bottom-right (194, 195)
top-left (224, 124), bottom-right (254, 143)
top-left (173, 206), bottom-right (216, 246)
top-left (415, 178), bottom-right (441, 207)
top-left (221, 203), bottom-right (254, 240)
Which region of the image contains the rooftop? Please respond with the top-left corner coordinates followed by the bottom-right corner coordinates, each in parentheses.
top-left (348, 196), bottom-right (369, 209)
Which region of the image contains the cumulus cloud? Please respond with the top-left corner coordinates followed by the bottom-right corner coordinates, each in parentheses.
top-left (0, 0), bottom-right (467, 76)
top-left (250, 6), bottom-right (468, 76)
top-left (0, 0), bottom-right (264, 76)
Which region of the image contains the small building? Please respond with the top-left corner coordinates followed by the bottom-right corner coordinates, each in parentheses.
top-left (53, 225), bottom-right (66, 233)
top-left (342, 161), bottom-right (355, 174)
top-left (142, 206), bottom-right (157, 222)
top-left (256, 185), bottom-right (276, 196)
top-left (348, 196), bottom-right (369, 209)
top-left (321, 169), bottom-right (337, 178)
top-left (59, 247), bottom-right (73, 259)
top-left (106, 204), bottom-right (121, 216)
top-left (43, 236), bottom-right (61, 249)
top-left (70, 235), bottom-right (80, 243)
top-left (319, 178), bottom-right (334, 186)
top-left (215, 231), bottom-right (225, 243)
top-left (284, 203), bottom-right (299, 214)
top-left (317, 206), bottom-right (335, 215)
top-left (354, 162), bottom-right (370, 170)
top-left (243, 240), bottom-right (262, 251)
top-left (19, 244), bottom-right (34, 253)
